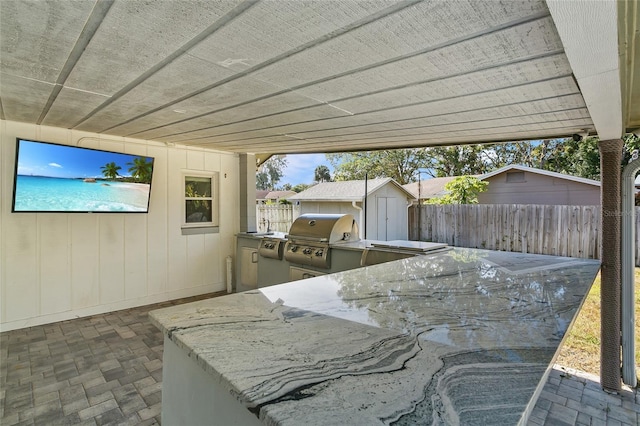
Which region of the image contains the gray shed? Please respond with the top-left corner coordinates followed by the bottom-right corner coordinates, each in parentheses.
top-left (404, 166), bottom-right (602, 206)
top-left (478, 165), bottom-right (601, 205)
top-left (288, 178), bottom-right (415, 241)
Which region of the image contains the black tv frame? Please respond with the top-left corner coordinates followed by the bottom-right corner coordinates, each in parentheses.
top-left (11, 138), bottom-right (155, 213)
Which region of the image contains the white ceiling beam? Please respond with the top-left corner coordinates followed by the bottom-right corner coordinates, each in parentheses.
top-left (546, 0), bottom-right (623, 140)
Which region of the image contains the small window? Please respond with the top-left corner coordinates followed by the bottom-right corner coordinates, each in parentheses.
top-left (506, 171), bottom-right (525, 183)
top-left (183, 172), bottom-right (218, 228)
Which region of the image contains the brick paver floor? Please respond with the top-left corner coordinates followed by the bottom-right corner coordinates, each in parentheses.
top-left (530, 366), bottom-right (639, 426)
top-left (1, 293), bottom-right (638, 425)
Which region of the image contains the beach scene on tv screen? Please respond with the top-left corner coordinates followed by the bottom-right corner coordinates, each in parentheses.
top-left (13, 140), bottom-right (154, 212)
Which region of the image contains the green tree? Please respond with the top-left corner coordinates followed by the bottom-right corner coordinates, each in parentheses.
top-left (424, 145), bottom-right (487, 177)
top-left (622, 133), bottom-right (640, 165)
top-left (327, 148), bottom-right (430, 184)
top-left (314, 165), bottom-right (331, 183)
top-left (100, 162), bottom-right (121, 180)
top-left (529, 134), bottom-right (639, 181)
top-left (256, 155), bottom-right (287, 190)
top-left (540, 137), bottom-right (600, 180)
top-left (126, 157), bottom-right (153, 183)
top-left (427, 176), bottom-right (488, 204)
top-left (480, 141), bottom-right (545, 170)
top-left (292, 183), bottom-right (311, 192)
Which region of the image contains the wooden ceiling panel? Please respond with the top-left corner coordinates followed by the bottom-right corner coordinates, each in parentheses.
top-left (0, 0), bottom-right (634, 155)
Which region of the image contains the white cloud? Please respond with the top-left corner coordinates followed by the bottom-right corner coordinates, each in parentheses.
top-left (48, 162), bottom-right (63, 168)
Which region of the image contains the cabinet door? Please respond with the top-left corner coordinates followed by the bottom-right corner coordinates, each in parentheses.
top-left (289, 266), bottom-right (325, 281)
top-left (240, 248), bottom-right (258, 288)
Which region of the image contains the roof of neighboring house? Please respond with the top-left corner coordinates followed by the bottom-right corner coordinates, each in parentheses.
top-left (288, 178), bottom-right (415, 202)
top-left (480, 164), bottom-right (601, 187)
top-left (256, 190), bottom-right (270, 200)
top-left (402, 176), bottom-right (458, 200)
top-left (265, 190), bottom-right (297, 200)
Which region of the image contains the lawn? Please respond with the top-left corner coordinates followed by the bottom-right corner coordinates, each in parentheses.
top-left (556, 267), bottom-right (640, 382)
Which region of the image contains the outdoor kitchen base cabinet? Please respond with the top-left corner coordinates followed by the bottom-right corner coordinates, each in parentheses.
top-left (240, 247), bottom-right (258, 290)
top-left (160, 336), bottom-right (262, 426)
top-left (289, 266), bottom-right (326, 281)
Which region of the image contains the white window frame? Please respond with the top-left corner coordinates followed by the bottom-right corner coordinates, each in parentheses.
top-left (182, 171), bottom-right (219, 229)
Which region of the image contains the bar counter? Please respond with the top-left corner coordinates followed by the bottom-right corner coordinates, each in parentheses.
top-left (150, 248), bottom-right (599, 425)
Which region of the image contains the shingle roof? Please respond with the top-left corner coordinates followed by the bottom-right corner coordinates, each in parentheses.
top-left (265, 190), bottom-right (297, 200)
top-left (402, 177), bottom-right (458, 200)
top-left (256, 190), bottom-right (270, 200)
top-left (288, 178), bottom-right (414, 201)
top-left (480, 165), bottom-right (601, 186)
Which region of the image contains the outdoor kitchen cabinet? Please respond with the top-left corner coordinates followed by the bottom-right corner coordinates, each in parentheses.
top-left (236, 234), bottom-right (260, 292)
top-left (289, 266), bottom-right (326, 281)
top-left (239, 247), bottom-right (258, 289)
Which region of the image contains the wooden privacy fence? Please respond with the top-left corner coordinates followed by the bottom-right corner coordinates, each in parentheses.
top-left (256, 204), bottom-right (299, 233)
top-left (409, 204), bottom-right (640, 266)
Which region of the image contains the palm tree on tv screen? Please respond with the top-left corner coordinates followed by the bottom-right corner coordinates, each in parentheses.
top-left (127, 157), bottom-right (153, 184)
top-left (100, 162), bottom-right (121, 180)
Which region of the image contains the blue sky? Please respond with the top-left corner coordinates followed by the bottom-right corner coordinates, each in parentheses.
top-left (16, 140), bottom-right (152, 179)
top-left (280, 153), bottom-right (334, 186)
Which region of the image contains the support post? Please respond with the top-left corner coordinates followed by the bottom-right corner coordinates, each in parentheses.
top-left (239, 154), bottom-right (257, 233)
top-left (598, 139), bottom-right (623, 392)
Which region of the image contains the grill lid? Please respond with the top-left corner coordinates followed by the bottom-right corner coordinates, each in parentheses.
top-left (287, 213), bottom-right (359, 244)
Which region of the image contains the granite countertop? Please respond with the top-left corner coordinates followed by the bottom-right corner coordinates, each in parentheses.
top-left (237, 231), bottom-right (288, 240)
top-left (150, 248), bottom-right (600, 426)
top-left (236, 233), bottom-right (447, 254)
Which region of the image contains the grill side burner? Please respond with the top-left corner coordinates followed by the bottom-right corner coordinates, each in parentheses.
top-left (258, 237), bottom-right (284, 260)
top-left (284, 214), bottom-right (359, 269)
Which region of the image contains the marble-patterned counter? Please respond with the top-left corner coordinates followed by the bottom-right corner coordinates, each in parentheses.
top-left (236, 231), bottom-right (288, 240)
top-left (150, 248), bottom-right (599, 426)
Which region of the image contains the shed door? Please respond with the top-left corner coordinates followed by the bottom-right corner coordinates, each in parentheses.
top-left (377, 198), bottom-right (397, 240)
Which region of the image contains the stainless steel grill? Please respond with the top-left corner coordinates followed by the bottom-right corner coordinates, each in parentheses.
top-left (284, 214), bottom-right (359, 269)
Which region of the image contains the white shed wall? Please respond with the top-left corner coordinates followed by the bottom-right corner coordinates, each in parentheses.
top-left (0, 120), bottom-right (240, 331)
top-left (367, 185), bottom-right (410, 240)
top-left (297, 184), bottom-right (410, 241)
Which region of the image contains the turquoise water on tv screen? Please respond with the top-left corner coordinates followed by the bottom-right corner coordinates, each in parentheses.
top-left (13, 175), bottom-right (150, 212)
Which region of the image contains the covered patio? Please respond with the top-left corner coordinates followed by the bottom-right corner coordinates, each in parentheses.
top-left (1, 0), bottom-right (639, 423)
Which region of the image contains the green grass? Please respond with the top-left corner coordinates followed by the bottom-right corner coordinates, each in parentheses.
top-left (557, 268), bottom-right (640, 380)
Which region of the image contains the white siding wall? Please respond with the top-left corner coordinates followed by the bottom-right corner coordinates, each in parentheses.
top-left (0, 120), bottom-right (240, 331)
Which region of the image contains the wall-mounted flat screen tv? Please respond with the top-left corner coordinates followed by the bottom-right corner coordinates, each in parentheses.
top-left (12, 138), bottom-right (154, 213)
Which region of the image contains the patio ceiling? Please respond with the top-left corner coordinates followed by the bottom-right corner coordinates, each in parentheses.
top-left (1, 0), bottom-right (638, 162)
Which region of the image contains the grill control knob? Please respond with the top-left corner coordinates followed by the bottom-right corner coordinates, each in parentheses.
top-left (315, 250), bottom-right (323, 257)
top-left (290, 245), bottom-right (298, 252)
top-left (303, 247), bottom-right (312, 255)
